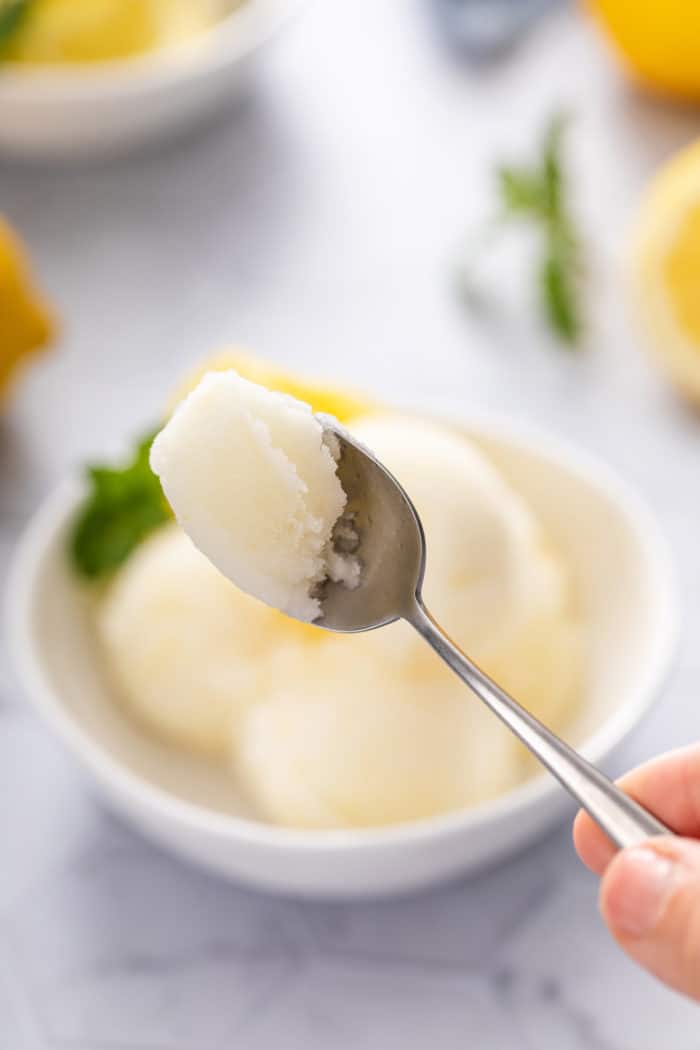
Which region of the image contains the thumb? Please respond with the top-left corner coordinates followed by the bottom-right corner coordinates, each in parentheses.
top-left (599, 838), bottom-right (700, 1001)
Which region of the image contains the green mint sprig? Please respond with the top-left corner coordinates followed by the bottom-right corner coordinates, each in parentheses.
top-left (70, 429), bottom-right (171, 580)
top-left (464, 113), bottom-right (585, 347)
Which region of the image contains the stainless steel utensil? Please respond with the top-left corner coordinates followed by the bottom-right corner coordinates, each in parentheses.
top-left (317, 416), bottom-right (670, 850)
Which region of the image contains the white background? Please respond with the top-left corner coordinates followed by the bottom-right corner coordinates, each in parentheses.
top-left (3, 1), bottom-right (700, 1044)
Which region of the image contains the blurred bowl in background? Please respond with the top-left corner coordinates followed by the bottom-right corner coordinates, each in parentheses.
top-left (5, 412), bottom-right (679, 898)
top-left (0, 0), bottom-right (300, 160)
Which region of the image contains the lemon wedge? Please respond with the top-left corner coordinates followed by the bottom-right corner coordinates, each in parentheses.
top-left (588, 0), bottom-right (700, 103)
top-left (630, 141), bottom-right (700, 404)
top-left (167, 350), bottom-right (375, 424)
top-left (0, 216), bottom-right (54, 401)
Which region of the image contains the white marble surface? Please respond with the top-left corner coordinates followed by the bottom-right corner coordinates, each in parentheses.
top-left (3, 0), bottom-right (700, 1044)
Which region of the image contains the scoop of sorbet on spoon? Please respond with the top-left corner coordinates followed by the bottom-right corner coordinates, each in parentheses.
top-left (151, 369), bottom-right (669, 850)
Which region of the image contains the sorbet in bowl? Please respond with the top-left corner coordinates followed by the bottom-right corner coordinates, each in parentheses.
top-left (6, 355), bottom-right (677, 895)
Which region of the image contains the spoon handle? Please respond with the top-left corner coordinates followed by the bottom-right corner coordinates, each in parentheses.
top-left (407, 599), bottom-right (671, 850)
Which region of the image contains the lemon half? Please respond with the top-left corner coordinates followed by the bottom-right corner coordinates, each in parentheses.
top-left (630, 141), bottom-right (700, 405)
top-left (588, 0), bottom-right (700, 103)
top-left (0, 216), bottom-right (54, 401)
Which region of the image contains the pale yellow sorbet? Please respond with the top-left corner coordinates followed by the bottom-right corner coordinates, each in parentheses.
top-left (97, 526), bottom-right (278, 756)
top-left (234, 413), bottom-right (582, 827)
top-left (150, 370), bottom-right (354, 622)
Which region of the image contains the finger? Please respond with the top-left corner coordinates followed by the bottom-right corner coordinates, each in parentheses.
top-left (573, 744), bottom-right (700, 876)
top-left (600, 838), bottom-right (700, 1002)
top-left (573, 807), bottom-right (618, 876)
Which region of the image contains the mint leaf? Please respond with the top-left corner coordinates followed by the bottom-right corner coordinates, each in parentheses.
top-left (540, 248), bottom-right (580, 346)
top-left (70, 429), bottom-right (171, 579)
top-left (541, 112), bottom-right (569, 218)
top-left (466, 111), bottom-right (585, 348)
top-left (0, 0), bottom-right (30, 53)
top-left (497, 166), bottom-right (547, 217)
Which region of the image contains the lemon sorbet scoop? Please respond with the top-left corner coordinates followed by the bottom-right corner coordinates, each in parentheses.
top-left (150, 370), bottom-right (358, 623)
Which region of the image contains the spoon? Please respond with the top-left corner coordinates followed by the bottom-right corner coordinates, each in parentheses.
top-left (317, 416), bottom-right (670, 850)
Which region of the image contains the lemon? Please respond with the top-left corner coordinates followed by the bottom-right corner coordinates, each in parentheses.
top-left (4, 0), bottom-right (214, 64)
top-left (630, 140), bottom-right (700, 404)
top-left (588, 0), bottom-right (700, 102)
top-left (0, 216), bottom-right (54, 401)
top-left (167, 350), bottom-right (376, 424)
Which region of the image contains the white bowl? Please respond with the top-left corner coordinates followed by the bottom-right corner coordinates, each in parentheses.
top-left (6, 415), bottom-right (678, 898)
top-left (0, 0), bottom-right (299, 159)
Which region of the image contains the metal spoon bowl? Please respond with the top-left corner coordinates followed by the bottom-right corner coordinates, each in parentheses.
top-left (317, 416), bottom-right (670, 852)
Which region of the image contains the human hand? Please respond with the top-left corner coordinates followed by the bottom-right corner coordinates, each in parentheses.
top-left (574, 743), bottom-right (700, 1001)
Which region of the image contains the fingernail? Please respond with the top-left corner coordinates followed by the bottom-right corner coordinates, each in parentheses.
top-left (602, 847), bottom-right (676, 937)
